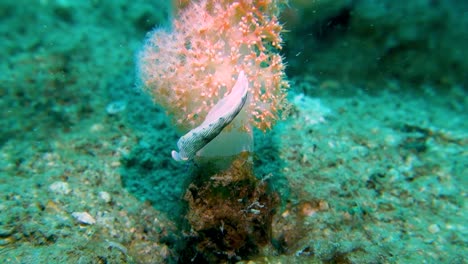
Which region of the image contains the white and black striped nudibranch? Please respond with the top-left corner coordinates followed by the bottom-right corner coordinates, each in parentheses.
top-left (171, 71), bottom-right (249, 162)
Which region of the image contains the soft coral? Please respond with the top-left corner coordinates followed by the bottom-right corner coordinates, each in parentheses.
top-left (136, 0), bottom-right (289, 133)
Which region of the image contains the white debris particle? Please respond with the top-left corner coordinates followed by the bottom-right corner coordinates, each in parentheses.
top-left (72, 212), bottom-right (96, 225)
top-left (49, 181), bottom-right (71, 195)
top-left (106, 100), bottom-right (127, 115)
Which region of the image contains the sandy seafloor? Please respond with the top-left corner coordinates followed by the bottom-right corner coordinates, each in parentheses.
top-left (0, 1), bottom-right (467, 263)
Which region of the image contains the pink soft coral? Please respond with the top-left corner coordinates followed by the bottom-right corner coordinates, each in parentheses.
top-left (137, 0), bottom-right (289, 132)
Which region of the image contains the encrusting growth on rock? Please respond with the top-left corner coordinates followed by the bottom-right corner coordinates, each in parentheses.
top-left (181, 153), bottom-right (279, 263)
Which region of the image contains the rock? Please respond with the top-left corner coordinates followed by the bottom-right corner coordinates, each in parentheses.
top-left (98, 191), bottom-right (111, 203)
top-left (72, 212), bottom-right (96, 225)
top-left (49, 181), bottom-right (71, 195)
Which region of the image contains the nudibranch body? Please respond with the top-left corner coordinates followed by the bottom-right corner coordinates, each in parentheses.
top-left (171, 71), bottom-right (249, 162)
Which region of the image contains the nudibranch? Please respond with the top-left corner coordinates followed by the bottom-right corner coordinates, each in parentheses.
top-left (171, 71), bottom-right (249, 162)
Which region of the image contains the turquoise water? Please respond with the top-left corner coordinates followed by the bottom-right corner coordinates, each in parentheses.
top-left (0, 1), bottom-right (466, 263)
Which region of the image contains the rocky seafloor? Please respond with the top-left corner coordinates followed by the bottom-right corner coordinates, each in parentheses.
top-left (1, 0), bottom-right (466, 263)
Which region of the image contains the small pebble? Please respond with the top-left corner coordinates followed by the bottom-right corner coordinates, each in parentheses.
top-left (98, 191), bottom-right (111, 203)
top-left (319, 200), bottom-right (329, 211)
top-left (111, 161), bottom-right (121, 167)
top-left (428, 224), bottom-right (440, 234)
top-left (72, 212), bottom-right (96, 225)
top-left (49, 181), bottom-right (71, 195)
top-left (90, 123), bottom-right (104, 132)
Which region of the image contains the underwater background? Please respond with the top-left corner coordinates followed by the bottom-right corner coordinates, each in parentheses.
top-left (0, 0), bottom-right (466, 263)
